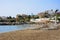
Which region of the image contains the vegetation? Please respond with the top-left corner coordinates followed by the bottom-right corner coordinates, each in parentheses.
top-left (16, 14), bottom-right (39, 22)
top-left (0, 9), bottom-right (60, 23)
top-left (0, 16), bottom-right (16, 22)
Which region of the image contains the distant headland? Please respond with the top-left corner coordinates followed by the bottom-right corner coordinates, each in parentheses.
top-left (0, 9), bottom-right (60, 25)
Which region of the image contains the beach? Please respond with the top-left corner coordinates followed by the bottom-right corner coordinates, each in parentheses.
top-left (0, 29), bottom-right (60, 40)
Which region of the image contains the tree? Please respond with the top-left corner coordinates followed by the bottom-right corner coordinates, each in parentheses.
top-left (16, 14), bottom-right (23, 22)
top-left (7, 16), bottom-right (12, 19)
top-left (25, 15), bottom-right (31, 22)
top-left (55, 9), bottom-right (59, 24)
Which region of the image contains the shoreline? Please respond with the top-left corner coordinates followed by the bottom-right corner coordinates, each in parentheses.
top-left (0, 22), bottom-right (36, 25)
top-left (0, 22), bottom-right (42, 25)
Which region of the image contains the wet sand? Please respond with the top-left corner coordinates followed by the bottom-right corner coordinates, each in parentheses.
top-left (0, 29), bottom-right (60, 40)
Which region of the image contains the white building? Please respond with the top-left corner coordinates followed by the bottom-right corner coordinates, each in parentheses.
top-left (30, 18), bottom-right (50, 23)
top-left (30, 18), bottom-right (59, 23)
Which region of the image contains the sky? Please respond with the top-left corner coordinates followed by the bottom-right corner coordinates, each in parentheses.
top-left (0, 0), bottom-right (60, 17)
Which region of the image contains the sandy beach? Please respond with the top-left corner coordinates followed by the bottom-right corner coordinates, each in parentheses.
top-left (0, 29), bottom-right (60, 40)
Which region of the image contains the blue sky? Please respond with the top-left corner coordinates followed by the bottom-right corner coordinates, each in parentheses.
top-left (0, 0), bottom-right (60, 17)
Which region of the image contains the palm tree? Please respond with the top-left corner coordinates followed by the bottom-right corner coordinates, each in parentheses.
top-left (55, 9), bottom-right (59, 24)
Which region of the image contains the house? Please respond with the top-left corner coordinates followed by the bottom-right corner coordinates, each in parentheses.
top-left (30, 18), bottom-right (50, 23)
top-left (30, 17), bottom-right (59, 24)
